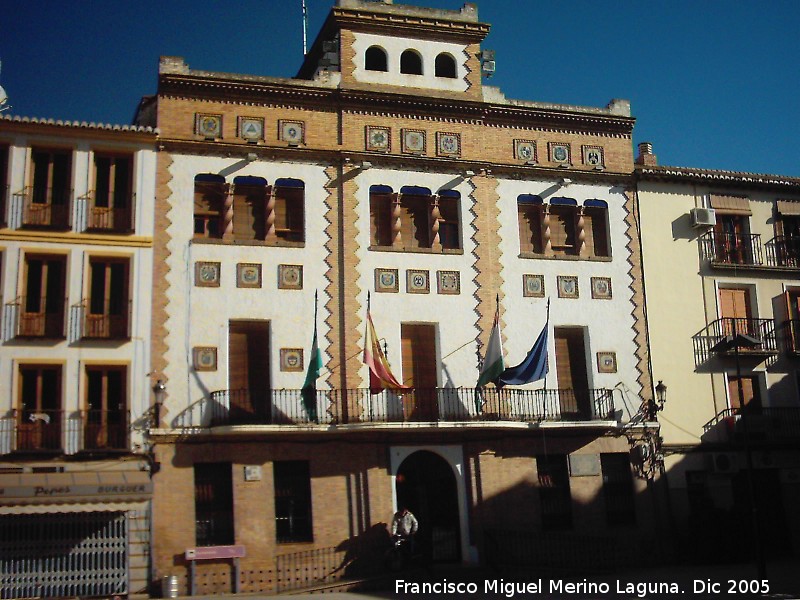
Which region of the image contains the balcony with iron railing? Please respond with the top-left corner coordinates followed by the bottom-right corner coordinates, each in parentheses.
top-left (703, 407), bottom-right (800, 444)
top-left (700, 231), bottom-right (800, 271)
top-left (1, 183), bottom-right (8, 227)
top-left (5, 296), bottom-right (67, 339)
top-left (72, 299), bottom-right (132, 340)
top-left (15, 186), bottom-right (72, 229)
top-left (764, 235), bottom-right (800, 269)
top-left (77, 192), bottom-right (135, 233)
top-left (0, 409), bottom-right (130, 454)
top-left (171, 386), bottom-right (617, 428)
top-left (692, 317), bottom-right (778, 367)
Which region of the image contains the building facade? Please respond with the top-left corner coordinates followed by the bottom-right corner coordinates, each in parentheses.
top-left (0, 116), bottom-right (158, 596)
top-left (635, 143), bottom-right (800, 562)
top-left (140, 1), bottom-right (661, 594)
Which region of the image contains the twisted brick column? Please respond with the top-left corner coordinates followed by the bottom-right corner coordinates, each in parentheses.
top-left (265, 187), bottom-right (276, 239)
top-left (222, 184), bottom-right (234, 240)
top-left (430, 195), bottom-right (441, 250)
top-left (392, 193), bottom-right (402, 248)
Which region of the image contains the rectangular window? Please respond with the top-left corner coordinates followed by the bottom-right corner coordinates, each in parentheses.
top-left (400, 193), bottom-right (431, 248)
top-left (713, 213), bottom-right (751, 265)
top-left (20, 254), bottom-right (66, 338)
top-left (274, 461), bottom-right (313, 543)
top-left (85, 366), bottom-right (127, 450)
top-left (582, 206), bottom-right (610, 257)
top-left (601, 453), bottom-right (636, 526)
top-left (370, 190), bottom-right (394, 247)
top-left (232, 180), bottom-right (267, 241)
top-left (90, 154), bottom-right (133, 232)
top-left (85, 257), bottom-right (130, 339)
top-left (17, 365), bottom-right (63, 451)
top-left (727, 375), bottom-right (762, 413)
top-left (25, 148), bottom-right (72, 228)
top-left (518, 201), bottom-right (544, 254)
top-left (537, 454), bottom-right (572, 530)
top-left (1, 144), bottom-right (8, 227)
top-left (437, 195), bottom-right (461, 250)
top-left (549, 205), bottom-right (577, 255)
top-left (194, 463), bottom-right (234, 546)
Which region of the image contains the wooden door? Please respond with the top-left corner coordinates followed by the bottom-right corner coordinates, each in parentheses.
top-left (228, 322), bottom-right (270, 423)
top-left (554, 328), bottom-right (590, 419)
top-left (401, 324), bottom-right (438, 420)
top-left (714, 214), bottom-right (745, 263)
top-left (728, 375), bottom-right (761, 413)
top-left (18, 366), bottom-right (62, 450)
top-left (719, 287), bottom-right (753, 337)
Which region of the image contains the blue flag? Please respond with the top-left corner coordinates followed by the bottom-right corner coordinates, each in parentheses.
top-left (498, 319), bottom-right (548, 387)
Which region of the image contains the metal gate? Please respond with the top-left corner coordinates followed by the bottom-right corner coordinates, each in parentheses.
top-left (0, 511), bottom-right (128, 599)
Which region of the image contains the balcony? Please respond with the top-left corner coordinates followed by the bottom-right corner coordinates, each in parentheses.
top-left (173, 387), bottom-right (617, 428)
top-left (764, 236), bottom-right (800, 269)
top-left (77, 192), bottom-right (135, 233)
top-left (693, 317), bottom-right (778, 367)
top-left (73, 299), bottom-right (132, 340)
top-left (6, 296), bottom-right (67, 339)
top-left (1, 184), bottom-right (8, 227)
top-left (703, 407), bottom-right (800, 444)
top-left (0, 409), bottom-right (130, 454)
top-left (15, 187), bottom-right (72, 229)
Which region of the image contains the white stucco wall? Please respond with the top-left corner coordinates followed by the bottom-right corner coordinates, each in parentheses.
top-left (350, 32), bottom-right (469, 92)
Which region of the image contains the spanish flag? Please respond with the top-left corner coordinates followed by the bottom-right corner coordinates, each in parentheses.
top-left (363, 311), bottom-right (412, 395)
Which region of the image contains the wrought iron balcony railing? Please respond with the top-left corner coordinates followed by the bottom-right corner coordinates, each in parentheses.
top-left (172, 386), bottom-right (617, 428)
top-left (764, 236), bottom-right (800, 269)
top-left (72, 299), bottom-right (132, 340)
top-left (703, 407), bottom-right (800, 442)
top-left (693, 317), bottom-right (778, 367)
top-left (16, 187), bottom-right (72, 229)
top-left (8, 295), bottom-right (67, 338)
top-left (0, 409), bottom-right (130, 454)
top-left (77, 192), bottom-right (135, 233)
top-left (699, 231), bottom-right (762, 266)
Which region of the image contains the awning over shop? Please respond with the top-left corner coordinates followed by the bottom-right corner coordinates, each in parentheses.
top-left (0, 468), bottom-right (152, 513)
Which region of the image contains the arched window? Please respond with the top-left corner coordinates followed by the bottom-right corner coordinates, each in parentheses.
top-left (517, 194), bottom-right (544, 254)
top-left (232, 176), bottom-right (268, 241)
top-left (400, 50), bottom-right (423, 75)
top-left (273, 178), bottom-right (305, 242)
top-left (434, 53), bottom-right (457, 78)
top-left (583, 199), bottom-right (610, 257)
top-left (365, 46), bottom-right (388, 72)
top-left (194, 174), bottom-right (226, 239)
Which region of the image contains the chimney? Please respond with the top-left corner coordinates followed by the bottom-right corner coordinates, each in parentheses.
top-left (636, 142), bottom-right (657, 166)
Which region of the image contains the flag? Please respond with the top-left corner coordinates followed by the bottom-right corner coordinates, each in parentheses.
top-left (498, 299), bottom-right (550, 387)
top-left (301, 292), bottom-right (322, 422)
top-left (363, 311), bottom-right (411, 395)
top-left (476, 304), bottom-right (505, 388)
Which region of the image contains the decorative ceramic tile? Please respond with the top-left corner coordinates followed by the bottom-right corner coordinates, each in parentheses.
top-left (437, 270), bottom-right (460, 295)
top-left (548, 141), bottom-right (571, 165)
top-left (366, 126), bottom-right (391, 152)
top-left (591, 277), bottom-right (612, 299)
top-left (557, 275), bottom-right (579, 299)
top-left (280, 348), bottom-right (304, 372)
top-left (278, 264), bottom-right (303, 290)
top-left (514, 139), bottom-right (537, 163)
top-left (196, 113), bottom-right (222, 139)
top-left (597, 351), bottom-right (617, 373)
top-left (375, 268), bottom-right (399, 293)
top-left (238, 116), bottom-right (264, 143)
top-left (237, 263), bottom-right (262, 288)
top-left (195, 262), bottom-right (221, 287)
top-left (523, 274), bottom-right (545, 298)
top-left (279, 120), bottom-right (305, 145)
top-left (193, 347), bottom-right (218, 371)
top-left (401, 128), bottom-right (426, 154)
top-left (582, 145), bottom-right (605, 168)
top-left (436, 132), bottom-right (461, 157)
top-left (406, 269), bottom-right (430, 294)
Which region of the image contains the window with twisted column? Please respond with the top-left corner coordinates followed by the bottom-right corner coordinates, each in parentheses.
top-left (369, 184), bottom-right (461, 252)
top-left (272, 178), bottom-right (305, 243)
top-left (232, 176), bottom-right (268, 241)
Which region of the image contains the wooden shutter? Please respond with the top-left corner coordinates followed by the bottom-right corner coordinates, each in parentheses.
top-left (370, 192), bottom-right (393, 246)
top-left (518, 204), bottom-right (542, 253)
top-left (719, 288), bottom-right (751, 320)
top-left (728, 376), bottom-right (760, 411)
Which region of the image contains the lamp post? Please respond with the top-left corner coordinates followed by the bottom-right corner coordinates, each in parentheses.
top-left (152, 379), bottom-right (166, 428)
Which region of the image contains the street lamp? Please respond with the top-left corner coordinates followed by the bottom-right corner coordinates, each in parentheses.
top-left (153, 380), bottom-right (166, 427)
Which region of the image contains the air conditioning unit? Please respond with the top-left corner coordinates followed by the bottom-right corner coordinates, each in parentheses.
top-left (690, 207), bottom-right (716, 228)
top-left (708, 452), bottom-right (739, 474)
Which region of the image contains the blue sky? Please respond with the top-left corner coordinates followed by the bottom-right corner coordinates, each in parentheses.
top-left (2, 0), bottom-right (798, 177)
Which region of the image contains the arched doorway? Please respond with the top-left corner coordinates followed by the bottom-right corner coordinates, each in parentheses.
top-left (395, 450), bottom-right (461, 563)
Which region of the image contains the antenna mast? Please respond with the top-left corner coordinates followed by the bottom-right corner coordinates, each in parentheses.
top-left (302, 0), bottom-right (308, 56)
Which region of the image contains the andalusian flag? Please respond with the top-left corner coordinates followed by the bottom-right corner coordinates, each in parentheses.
top-left (301, 292), bottom-right (322, 422)
top-left (363, 297), bottom-right (411, 395)
top-left (477, 300), bottom-right (505, 388)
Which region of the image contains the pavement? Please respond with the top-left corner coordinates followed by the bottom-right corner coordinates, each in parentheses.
top-left (168, 557), bottom-right (800, 600)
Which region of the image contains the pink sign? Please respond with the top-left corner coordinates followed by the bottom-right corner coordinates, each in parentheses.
top-left (185, 545), bottom-right (246, 560)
